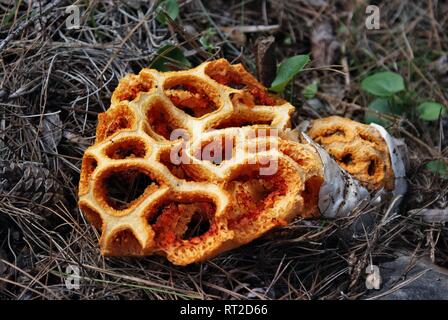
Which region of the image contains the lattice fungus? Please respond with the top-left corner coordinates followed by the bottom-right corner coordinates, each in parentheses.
top-left (79, 59), bottom-right (406, 265)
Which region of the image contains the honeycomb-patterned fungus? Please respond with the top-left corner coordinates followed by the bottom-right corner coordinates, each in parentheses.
top-left (78, 59), bottom-right (393, 266)
top-left (307, 116), bottom-right (395, 190)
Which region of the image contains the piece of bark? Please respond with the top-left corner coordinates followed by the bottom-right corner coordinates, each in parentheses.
top-left (254, 35), bottom-right (277, 87)
top-left (420, 208), bottom-right (448, 223)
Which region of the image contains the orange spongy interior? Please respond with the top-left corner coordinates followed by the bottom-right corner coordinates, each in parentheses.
top-left (307, 116), bottom-right (394, 190)
top-left (78, 58), bottom-right (324, 265)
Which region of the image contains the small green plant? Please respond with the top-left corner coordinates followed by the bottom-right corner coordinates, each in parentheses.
top-left (150, 44), bottom-right (191, 71)
top-left (361, 71), bottom-right (446, 126)
top-left (361, 71), bottom-right (405, 97)
top-left (270, 55), bottom-right (310, 93)
top-left (199, 29), bottom-right (216, 51)
top-left (416, 101), bottom-right (446, 121)
top-left (156, 0), bottom-right (179, 25)
top-left (302, 81), bottom-right (318, 100)
top-left (361, 71), bottom-right (405, 126)
top-left (426, 160), bottom-right (448, 179)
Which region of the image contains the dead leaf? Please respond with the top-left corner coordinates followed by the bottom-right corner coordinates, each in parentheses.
top-left (254, 35), bottom-right (276, 87)
top-left (311, 22), bottom-right (340, 67)
top-left (41, 112), bottom-right (62, 152)
top-left (365, 264), bottom-right (382, 290)
top-left (221, 27), bottom-right (247, 46)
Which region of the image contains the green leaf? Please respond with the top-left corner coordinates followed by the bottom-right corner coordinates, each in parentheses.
top-left (151, 44), bottom-right (191, 72)
top-left (156, 0), bottom-right (179, 25)
top-left (199, 29), bottom-right (216, 51)
top-left (426, 160), bottom-right (448, 178)
top-left (270, 55), bottom-right (310, 93)
top-left (417, 101), bottom-right (446, 121)
top-left (303, 81), bottom-right (318, 100)
top-left (364, 98), bottom-right (392, 126)
top-left (361, 71), bottom-right (405, 97)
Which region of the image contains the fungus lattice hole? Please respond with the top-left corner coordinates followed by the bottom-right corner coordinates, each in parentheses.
top-left (243, 178), bottom-right (274, 203)
top-left (147, 205), bottom-right (163, 226)
top-left (108, 228), bottom-right (143, 255)
top-left (228, 166), bottom-right (286, 225)
top-left (114, 74), bottom-right (153, 102)
top-left (164, 76), bottom-right (219, 118)
top-left (97, 105), bottom-right (136, 142)
top-left (322, 127), bottom-right (346, 138)
top-left (79, 156), bottom-right (98, 194)
top-left (79, 203), bottom-right (103, 230)
top-left (102, 169), bottom-right (159, 210)
top-left (341, 153), bottom-right (353, 165)
top-left (149, 200), bottom-right (216, 243)
top-left (145, 100), bottom-right (182, 140)
top-left (368, 160), bottom-right (376, 176)
top-left (182, 211), bottom-right (211, 240)
top-left (105, 138), bottom-right (147, 159)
